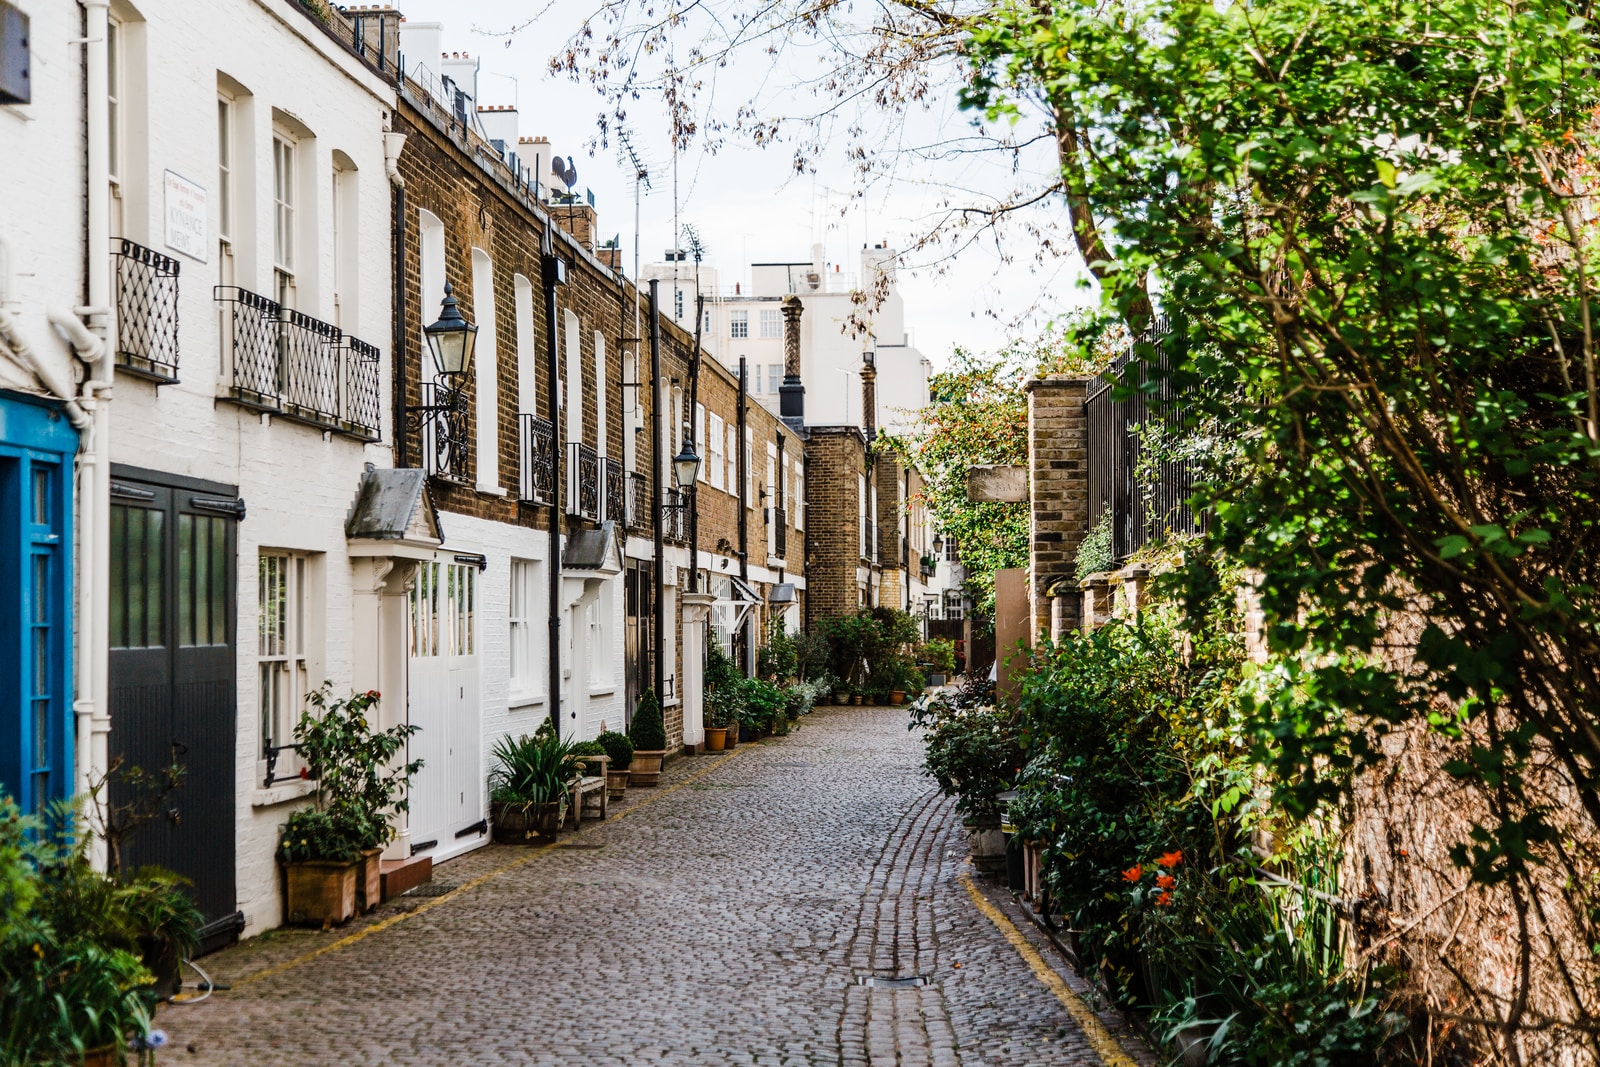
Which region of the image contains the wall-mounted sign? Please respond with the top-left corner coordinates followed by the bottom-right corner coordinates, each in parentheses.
top-left (163, 170), bottom-right (207, 262)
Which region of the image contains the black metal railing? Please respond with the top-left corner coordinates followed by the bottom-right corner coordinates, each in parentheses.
top-left (214, 286), bottom-right (381, 438)
top-left (1084, 315), bottom-right (1202, 561)
top-left (420, 380), bottom-right (470, 481)
top-left (113, 240), bottom-right (180, 383)
top-left (603, 457), bottom-right (625, 525)
top-left (771, 506), bottom-right (787, 558)
top-left (863, 518), bottom-right (876, 562)
top-left (568, 442), bottom-right (600, 520)
top-left (519, 415), bottom-right (555, 503)
top-left (627, 471), bottom-right (650, 530)
top-left (662, 487), bottom-right (689, 544)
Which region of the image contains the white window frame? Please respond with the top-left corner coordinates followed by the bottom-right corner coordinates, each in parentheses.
top-left (108, 18), bottom-right (124, 192)
top-left (217, 94), bottom-right (234, 285)
top-left (795, 460), bottom-right (805, 531)
top-left (695, 403), bottom-right (707, 483)
top-left (708, 412), bottom-right (725, 491)
top-left (730, 310), bottom-right (748, 339)
top-left (331, 157), bottom-right (357, 330)
top-left (759, 308), bottom-right (781, 338)
top-left (509, 559), bottom-right (543, 704)
top-left (258, 551), bottom-right (310, 781)
top-left (768, 364), bottom-right (781, 394)
top-left (746, 438), bottom-right (755, 510)
top-left (272, 130), bottom-right (298, 307)
top-left (727, 425), bottom-right (738, 497)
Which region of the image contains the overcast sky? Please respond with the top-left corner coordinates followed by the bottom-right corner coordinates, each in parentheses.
top-left (396, 0), bottom-right (1096, 368)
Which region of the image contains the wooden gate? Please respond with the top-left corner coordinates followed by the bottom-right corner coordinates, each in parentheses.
top-left (406, 560), bottom-right (483, 861)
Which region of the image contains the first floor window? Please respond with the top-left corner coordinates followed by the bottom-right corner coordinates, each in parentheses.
top-left (259, 551), bottom-right (309, 777)
top-left (759, 308), bottom-right (781, 338)
top-left (509, 559), bottom-right (541, 697)
top-left (730, 310), bottom-right (748, 338)
top-left (769, 364), bottom-right (781, 393)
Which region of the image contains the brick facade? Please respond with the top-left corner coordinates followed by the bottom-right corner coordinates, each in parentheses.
top-left (1025, 377), bottom-right (1093, 638)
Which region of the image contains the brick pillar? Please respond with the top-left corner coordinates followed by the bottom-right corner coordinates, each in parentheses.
top-left (779, 295), bottom-right (805, 419)
top-left (1026, 377), bottom-right (1092, 638)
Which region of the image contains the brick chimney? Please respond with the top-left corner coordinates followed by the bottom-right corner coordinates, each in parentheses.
top-left (779, 294), bottom-right (805, 420)
top-left (861, 348), bottom-right (877, 442)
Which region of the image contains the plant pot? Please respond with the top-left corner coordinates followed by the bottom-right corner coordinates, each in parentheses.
top-left (630, 750), bottom-right (665, 786)
top-left (357, 848), bottom-right (383, 912)
top-left (772, 718), bottom-right (790, 737)
top-left (964, 817), bottom-right (1007, 875)
top-left (705, 726), bottom-right (728, 751)
top-left (284, 859), bottom-right (359, 926)
top-left (852, 694), bottom-right (865, 706)
top-left (833, 691), bottom-right (850, 705)
top-left (492, 799), bottom-right (564, 842)
top-left (82, 1045), bottom-right (118, 1067)
top-left (605, 768), bottom-right (631, 798)
top-left (889, 689), bottom-right (906, 704)
top-left (138, 933), bottom-right (182, 1001)
top-left (929, 673), bottom-right (947, 687)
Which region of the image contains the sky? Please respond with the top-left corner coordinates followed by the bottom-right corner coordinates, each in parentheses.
top-left (395, 0), bottom-right (1096, 368)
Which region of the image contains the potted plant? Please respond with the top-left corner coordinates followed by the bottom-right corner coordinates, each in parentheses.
top-left (910, 685), bottom-right (1019, 873)
top-left (628, 689), bottom-right (669, 786)
top-left (705, 642), bottom-right (743, 751)
top-left (119, 867), bottom-right (204, 1001)
top-left (490, 726), bottom-right (584, 840)
top-left (280, 685), bottom-right (421, 923)
top-left (597, 730), bottom-right (633, 797)
top-left (920, 638), bottom-right (956, 687)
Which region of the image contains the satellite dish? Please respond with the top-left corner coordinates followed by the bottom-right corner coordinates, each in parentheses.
top-left (551, 155), bottom-right (578, 191)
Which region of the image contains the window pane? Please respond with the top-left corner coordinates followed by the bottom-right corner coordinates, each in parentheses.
top-left (210, 518), bottom-right (228, 645)
top-left (110, 506), bottom-right (127, 647)
top-left (179, 515), bottom-right (195, 646)
top-left (32, 467), bottom-right (49, 525)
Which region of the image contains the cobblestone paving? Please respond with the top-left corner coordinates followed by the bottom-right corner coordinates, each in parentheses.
top-left (163, 706), bottom-right (1153, 1066)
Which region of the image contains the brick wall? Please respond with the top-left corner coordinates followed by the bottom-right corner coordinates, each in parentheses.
top-left (804, 428), bottom-right (870, 625)
top-left (1026, 377), bottom-right (1092, 637)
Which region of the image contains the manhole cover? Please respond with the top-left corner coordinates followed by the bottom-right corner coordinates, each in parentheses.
top-left (856, 975), bottom-right (931, 988)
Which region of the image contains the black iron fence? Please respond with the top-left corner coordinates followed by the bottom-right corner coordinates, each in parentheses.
top-left (1084, 316), bottom-right (1203, 562)
top-left (213, 286), bottom-right (382, 440)
top-left (113, 240), bottom-right (180, 383)
top-left (519, 415), bottom-right (555, 503)
top-left (603, 457), bottom-right (625, 526)
top-left (627, 471), bottom-right (650, 530)
top-left (568, 442), bottom-right (600, 521)
top-left (662, 487), bottom-right (689, 544)
top-left (419, 381), bottom-right (470, 481)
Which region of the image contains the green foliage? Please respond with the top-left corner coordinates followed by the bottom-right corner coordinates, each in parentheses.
top-left (818, 608), bottom-right (920, 692)
top-left (118, 867), bottom-right (204, 963)
top-left (910, 679), bottom-right (1019, 820)
top-left (277, 806), bottom-right (364, 865)
top-left (756, 622), bottom-right (799, 681)
top-left (570, 740), bottom-right (607, 758)
top-left (489, 731), bottom-right (585, 812)
top-left (596, 731), bottom-right (633, 772)
top-left (918, 638), bottom-right (956, 676)
top-left (736, 677), bottom-right (789, 736)
top-left (1073, 510), bottom-right (1114, 584)
top-left (704, 642), bottom-right (743, 729)
top-left (292, 684), bottom-right (421, 853)
top-left (630, 689), bottom-right (668, 752)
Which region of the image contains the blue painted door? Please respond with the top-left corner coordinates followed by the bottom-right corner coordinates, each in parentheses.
top-left (0, 393), bottom-right (77, 817)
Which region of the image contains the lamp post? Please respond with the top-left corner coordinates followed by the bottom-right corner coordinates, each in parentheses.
top-left (673, 442), bottom-right (701, 492)
top-left (406, 282), bottom-right (480, 476)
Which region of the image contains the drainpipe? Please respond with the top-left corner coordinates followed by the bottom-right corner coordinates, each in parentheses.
top-left (649, 281), bottom-right (665, 707)
top-left (81, 0), bottom-right (114, 822)
top-left (543, 235), bottom-right (564, 738)
top-left (687, 293), bottom-right (703, 593)
top-left (385, 131), bottom-right (407, 467)
top-left (737, 356), bottom-right (749, 672)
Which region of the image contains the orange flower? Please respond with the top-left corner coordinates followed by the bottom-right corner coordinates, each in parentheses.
top-left (1155, 891), bottom-right (1172, 907)
top-left (1120, 865), bottom-right (1143, 883)
top-left (1156, 850), bottom-right (1183, 869)
top-left (1155, 873), bottom-right (1175, 889)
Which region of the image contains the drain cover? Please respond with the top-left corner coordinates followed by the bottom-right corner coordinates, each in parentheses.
top-left (857, 975), bottom-right (931, 988)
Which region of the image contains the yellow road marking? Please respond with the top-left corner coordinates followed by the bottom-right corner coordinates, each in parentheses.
top-left (960, 875), bottom-right (1142, 1067)
top-left (238, 746), bottom-right (746, 986)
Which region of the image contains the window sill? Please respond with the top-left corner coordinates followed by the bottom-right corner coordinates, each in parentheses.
top-left (588, 685), bottom-right (616, 698)
top-left (252, 779), bottom-right (317, 808)
top-left (508, 694), bottom-right (546, 711)
top-left (478, 484), bottom-right (509, 498)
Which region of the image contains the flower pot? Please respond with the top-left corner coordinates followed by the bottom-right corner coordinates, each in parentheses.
top-left (357, 848), bottom-right (383, 912)
top-left (852, 694), bottom-right (864, 706)
top-left (284, 859), bottom-right (359, 926)
top-left (833, 691), bottom-right (851, 705)
top-left (724, 723), bottom-right (738, 747)
top-left (630, 750), bottom-right (665, 786)
top-left (889, 689), bottom-right (906, 704)
top-left (929, 673), bottom-right (947, 687)
top-left (605, 768), bottom-right (631, 798)
top-left (138, 933), bottom-right (182, 1001)
top-left (492, 800), bottom-right (564, 842)
top-left (964, 817), bottom-right (1007, 876)
top-left (82, 1045), bottom-right (118, 1067)
top-left (705, 726), bottom-right (728, 752)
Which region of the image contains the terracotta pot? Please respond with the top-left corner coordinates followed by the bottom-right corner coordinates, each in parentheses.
top-left (605, 768), bottom-right (631, 798)
top-left (705, 726), bottom-right (728, 752)
top-left (284, 859), bottom-right (358, 926)
top-left (357, 848), bottom-right (383, 912)
top-left (630, 750), bottom-right (665, 786)
top-left (889, 690), bottom-right (906, 704)
top-left (833, 691), bottom-right (850, 705)
top-left (852, 694), bottom-right (865, 706)
top-left (82, 1045), bottom-right (118, 1067)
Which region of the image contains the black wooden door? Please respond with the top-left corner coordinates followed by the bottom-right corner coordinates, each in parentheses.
top-left (623, 560), bottom-right (653, 727)
top-left (108, 469), bottom-right (240, 947)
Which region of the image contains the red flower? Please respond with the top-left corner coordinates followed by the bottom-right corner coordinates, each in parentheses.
top-left (1156, 850), bottom-right (1183, 869)
top-left (1155, 891), bottom-right (1172, 907)
top-left (1120, 865), bottom-right (1143, 883)
top-left (366, 690), bottom-right (381, 699)
top-left (1155, 873), bottom-right (1175, 889)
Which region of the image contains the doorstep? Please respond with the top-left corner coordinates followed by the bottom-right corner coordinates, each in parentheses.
top-left (380, 854), bottom-right (432, 899)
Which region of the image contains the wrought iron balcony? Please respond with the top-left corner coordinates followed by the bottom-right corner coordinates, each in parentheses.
top-left (567, 442), bottom-right (600, 521)
top-left (862, 518), bottom-right (876, 562)
top-left (771, 506), bottom-right (787, 558)
top-left (519, 414), bottom-right (555, 503)
top-left (113, 240), bottom-right (181, 383)
top-left (603, 457), bottom-right (624, 525)
top-left (626, 471), bottom-right (650, 530)
top-left (419, 380), bottom-right (470, 481)
top-left (213, 286), bottom-right (382, 439)
top-left (662, 487), bottom-right (689, 544)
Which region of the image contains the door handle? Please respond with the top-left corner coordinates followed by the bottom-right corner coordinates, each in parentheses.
top-left (166, 808), bottom-right (182, 825)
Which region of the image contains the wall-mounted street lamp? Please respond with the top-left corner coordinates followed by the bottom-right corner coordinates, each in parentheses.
top-left (672, 442), bottom-right (701, 490)
top-left (407, 282), bottom-right (480, 478)
top-left (933, 531), bottom-right (944, 555)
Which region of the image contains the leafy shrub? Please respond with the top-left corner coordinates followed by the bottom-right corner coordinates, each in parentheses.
top-left (291, 684), bottom-right (421, 853)
top-left (570, 740), bottom-right (606, 757)
top-left (489, 731), bottom-right (584, 811)
top-left (596, 730), bottom-right (633, 771)
top-left (757, 622), bottom-right (799, 681)
top-left (919, 638), bottom-right (956, 676)
top-left (278, 806), bottom-right (364, 865)
top-left (738, 677), bottom-right (788, 735)
top-left (910, 688), bottom-right (1019, 820)
top-left (630, 689), bottom-right (668, 751)
top-left (1073, 509), bottom-right (1114, 582)
top-left (705, 642), bottom-right (743, 729)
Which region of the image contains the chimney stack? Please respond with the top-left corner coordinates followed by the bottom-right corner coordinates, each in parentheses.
top-left (861, 347), bottom-right (877, 443)
top-left (779, 295), bottom-right (805, 421)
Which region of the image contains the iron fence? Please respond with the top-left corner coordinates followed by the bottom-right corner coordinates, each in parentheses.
top-left (662, 487), bottom-right (689, 544)
top-left (420, 381), bottom-right (470, 481)
top-left (771, 506), bottom-right (787, 559)
top-left (1083, 316), bottom-right (1203, 562)
top-left (216, 286), bottom-right (282, 409)
top-left (280, 308), bottom-right (343, 426)
top-left (627, 471), bottom-right (650, 529)
top-left (338, 336), bottom-right (382, 440)
top-left (568, 442), bottom-right (600, 521)
top-left (603, 457), bottom-right (625, 525)
top-left (113, 240), bottom-right (181, 383)
top-left (519, 415), bottom-right (556, 503)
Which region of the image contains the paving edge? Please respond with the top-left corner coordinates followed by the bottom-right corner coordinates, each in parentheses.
top-left (960, 875), bottom-right (1145, 1067)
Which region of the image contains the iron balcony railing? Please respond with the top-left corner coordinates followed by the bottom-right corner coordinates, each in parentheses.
top-left (603, 457), bottom-right (625, 526)
top-left (113, 240), bottom-right (181, 383)
top-left (863, 518), bottom-right (876, 562)
top-left (771, 506), bottom-right (787, 558)
top-left (567, 442), bottom-right (600, 521)
top-left (519, 415), bottom-right (556, 503)
top-left (213, 286), bottom-right (381, 439)
top-left (662, 487), bottom-right (689, 544)
top-left (420, 380), bottom-right (470, 481)
top-left (626, 471), bottom-right (650, 530)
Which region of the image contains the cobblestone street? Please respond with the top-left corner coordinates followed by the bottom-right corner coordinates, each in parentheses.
top-left (164, 706), bottom-right (1152, 1066)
